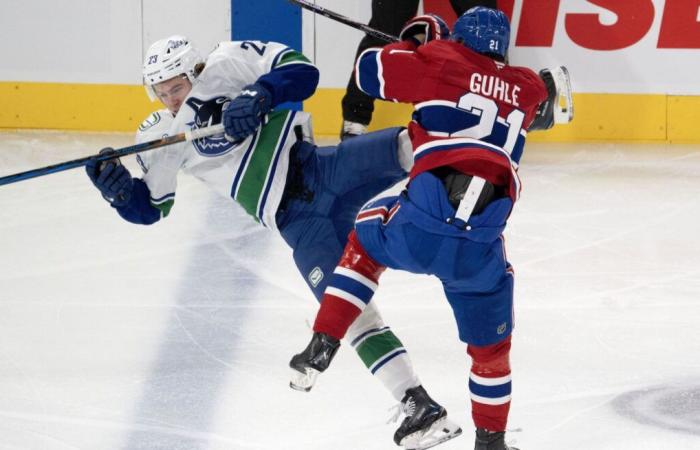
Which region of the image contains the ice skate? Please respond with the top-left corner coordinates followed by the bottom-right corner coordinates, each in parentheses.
top-left (474, 428), bottom-right (519, 450)
top-left (289, 332), bottom-right (340, 392)
top-left (391, 385), bottom-right (462, 450)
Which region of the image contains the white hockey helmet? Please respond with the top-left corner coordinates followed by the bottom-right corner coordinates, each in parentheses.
top-left (143, 35), bottom-right (203, 101)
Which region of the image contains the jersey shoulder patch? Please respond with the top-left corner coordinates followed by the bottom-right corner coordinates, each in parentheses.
top-left (138, 111), bottom-right (164, 132)
top-left (136, 109), bottom-right (173, 144)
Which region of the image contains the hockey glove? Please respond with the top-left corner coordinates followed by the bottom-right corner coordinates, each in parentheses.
top-left (531, 66), bottom-right (574, 130)
top-left (85, 148), bottom-right (134, 207)
top-left (530, 69), bottom-right (556, 131)
top-left (222, 82), bottom-right (273, 142)
top-left (399, 14), bottom-right (450, 45)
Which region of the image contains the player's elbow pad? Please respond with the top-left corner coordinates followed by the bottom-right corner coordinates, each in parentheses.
top-left (355, 50), bottom-right (383, 99)
top-left (259, 64), bottom-right (320, 105)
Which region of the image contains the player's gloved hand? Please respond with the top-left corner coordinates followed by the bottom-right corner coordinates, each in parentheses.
top-left (222, 82), bottom-right (273, 142)
top-left (399, 14), bottom-right (450, 45)
top-left (529, 68), bottom-right (557, 131)
top-left (85, 147), bottom-right (134, 207)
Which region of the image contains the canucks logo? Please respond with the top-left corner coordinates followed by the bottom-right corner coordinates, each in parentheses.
top-left (186, 96), bottom-right (236, 156)
top-left (138, 111), bottom-right (161, 132)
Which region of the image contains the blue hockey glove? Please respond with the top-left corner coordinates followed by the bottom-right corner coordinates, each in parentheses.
top-left (85, 148), bottom-right (134, 207)
top-left (399, 14), bottom-right (450, 45)
top-left (222, 82), bottom-right (273, 142)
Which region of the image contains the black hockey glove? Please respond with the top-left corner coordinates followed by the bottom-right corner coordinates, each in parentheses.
top-left (85, 147), bottom-right (134, 207)
top-left (530, 68), bottom-right (558, 131)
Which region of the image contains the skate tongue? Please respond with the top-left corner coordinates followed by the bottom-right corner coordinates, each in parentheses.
top-left (289, 367), bottom-right (320, 392)
top-left (400, 418), bottom-right (463, 450)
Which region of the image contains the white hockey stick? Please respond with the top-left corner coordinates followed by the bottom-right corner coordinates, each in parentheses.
top-left (552, 66), bottom-right (574, 123)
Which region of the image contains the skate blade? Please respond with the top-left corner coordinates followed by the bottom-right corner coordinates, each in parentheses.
top-left (289, 367), bottom-right (320, 392)
top-left (401, 417), bottom-right (463, 450)
top-left (552, 65), bottom-right (574, 124)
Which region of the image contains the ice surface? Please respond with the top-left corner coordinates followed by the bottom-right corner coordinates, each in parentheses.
top-left (1, 131), bottom-right (699, 449)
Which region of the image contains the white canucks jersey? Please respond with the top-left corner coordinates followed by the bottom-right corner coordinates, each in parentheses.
top-left (135, 41), bottom-right (315, 230)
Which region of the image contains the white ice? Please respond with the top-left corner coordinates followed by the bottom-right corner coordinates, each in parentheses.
top-left (1, 130), bottom-right (699, 450)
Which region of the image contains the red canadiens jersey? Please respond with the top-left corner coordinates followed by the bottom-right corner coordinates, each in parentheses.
top-left (355, 40), bottom-right (548, 201)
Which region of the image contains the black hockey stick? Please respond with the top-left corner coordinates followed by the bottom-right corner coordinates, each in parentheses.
top-left (0, 123), bottom-right (225, 187)
top-left (288, 0), bottom-right (399, 42)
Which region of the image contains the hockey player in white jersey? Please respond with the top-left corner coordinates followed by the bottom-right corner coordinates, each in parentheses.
top-left (84, 35), bottom-right (462, 449)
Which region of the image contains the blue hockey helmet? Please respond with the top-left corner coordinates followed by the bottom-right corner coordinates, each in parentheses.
top-left (451, 7), bottom-right (510, 60)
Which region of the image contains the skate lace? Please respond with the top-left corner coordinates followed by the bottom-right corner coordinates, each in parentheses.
top-left (386, 397), bottom-right (416, 424)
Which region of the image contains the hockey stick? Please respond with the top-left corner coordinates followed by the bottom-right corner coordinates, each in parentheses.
top-left (0, 123), bottom-right (225, 187)
top-left (288, 0), bottom-right (398, 42)
top-left (551, 66), bottom-right (574, 123)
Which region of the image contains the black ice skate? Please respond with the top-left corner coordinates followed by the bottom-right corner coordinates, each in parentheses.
top-left (474, 428), bottom-right (519, 450)
top-left (289, 332), bottom-right (340, 392)
top-left (392, 385), bottom-right (462, 450)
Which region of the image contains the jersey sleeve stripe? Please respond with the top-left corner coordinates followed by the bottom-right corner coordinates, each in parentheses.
top-left (150, 192), bottom-right (175, 204)
top-left (273, 49), bottom-right (313, 68)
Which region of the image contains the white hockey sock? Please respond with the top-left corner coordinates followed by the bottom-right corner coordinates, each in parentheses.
top-left (345, 302), bottom-right (420, 401)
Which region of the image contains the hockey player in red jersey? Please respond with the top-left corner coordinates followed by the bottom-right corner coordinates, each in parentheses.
top-left (290, 7), bottom-right (560, 450)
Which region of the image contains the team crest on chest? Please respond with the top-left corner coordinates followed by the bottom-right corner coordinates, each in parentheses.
top-left (186, 96), bottom-right (236, 156)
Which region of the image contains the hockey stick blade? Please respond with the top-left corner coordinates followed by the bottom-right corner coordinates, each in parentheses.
top-left (288, 0), bottom-right (398, 43)
top-left (552, 66), bottom-right (574, 124)
top-left (0, 124), bottom-right (225, 187)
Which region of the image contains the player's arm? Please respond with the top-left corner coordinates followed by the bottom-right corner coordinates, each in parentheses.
top-left (355, 42), bottom-right (428, 103)
top-left (257, 46), bottom-right (319, 105)
top-left (85, 151), bottom-right (162, 225)
top-left (222, 42), bottom-right (319, 141)
top-left (355, 15), bottom-right (446, 103)
top-left (85, 112), bottom-right (177, 225)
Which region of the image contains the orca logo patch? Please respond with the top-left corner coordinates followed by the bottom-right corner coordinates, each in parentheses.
top-left (186, 96), bottom-right (235, 156)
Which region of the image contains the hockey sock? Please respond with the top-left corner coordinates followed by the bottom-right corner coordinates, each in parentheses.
top-left (347, 302), bottom-right (420, 401)
top-left (467, 335), bottom-right (512, 432)
top-left (313, 231), bottom-right (385, 339)
top-left (314, 231), bottom-right (420, 401)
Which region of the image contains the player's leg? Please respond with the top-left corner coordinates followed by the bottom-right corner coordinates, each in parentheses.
top-left (279, 192), bottom-right (426, 428)
top-left (441, 237), bottom-right (518, 450)
top-left (318, 126), bottom-right (411, 204)
top-left (341, 0), bottom-right (420, 139)
top-left (290, 229), bottom-right (391, 387)
top-left (291, 224), bottom-right (462, 449)
top-left (287, 225), bottom-right (421, 402)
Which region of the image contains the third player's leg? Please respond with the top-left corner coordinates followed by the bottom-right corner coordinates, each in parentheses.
top-left (341, 0), bottom-right (420, 127)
